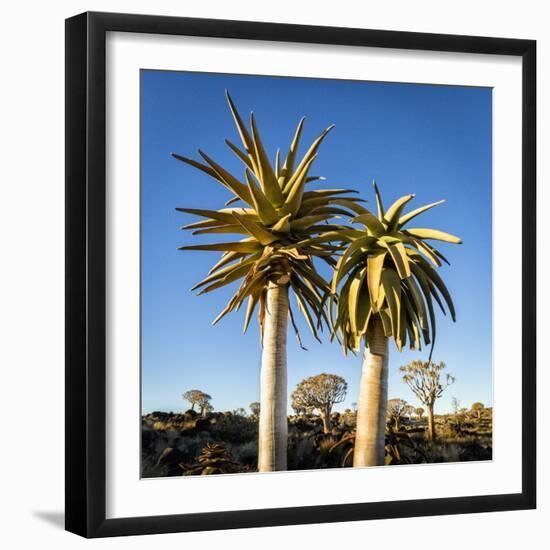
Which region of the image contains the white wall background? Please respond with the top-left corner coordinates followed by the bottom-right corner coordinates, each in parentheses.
top-left (0, 1), bottom-right (546, 548)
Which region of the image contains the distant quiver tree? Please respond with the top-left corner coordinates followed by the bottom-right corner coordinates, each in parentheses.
top-left (400, 360), bottom-right (455, 440)
top-left (386, 398), bottom-right (409, 431)
top-left (291, 373), bottom-right (347, 433)
top-left (183, 389), bottom-right (208, 412)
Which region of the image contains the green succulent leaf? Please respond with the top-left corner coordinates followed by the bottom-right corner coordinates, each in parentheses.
top-left (271, 213), bottom-right (291, 233)
top-left (405, 228), bottom-right (462, 244)
top-left (197, 150), bottom-right (253, 205)
top-left (283, 155), bottom-right (319, 216)
top-left (191, 224), bottom-right (248, 236)
top-left (353, 211), bottom-right (386, 236)
top-left (191, 255), bottom-right (259, 291)
top-left (384, 194), bottom-right (415, 229)
top-left (381, 268), bottom-right (402, 338)
top-left (348, 268), bottom-right (367, 334)
top-left (373, 181), bottom-right (385, 221)
top-left (225, 91), bottom-right (258, 172)
top-left (282, 125), bottom-right (334, 194)
top-left (250, 113), bottom-right (284, 206)
top-left (245, 169), bottom-right (280, 225)
top-left (179, 241), bottom-right (262, 253)
top-left (280, 117), bottom-right (305, 186)
top-left (224, 139), bottom-right (254, 171)
top-left (398, 199), bottom-right (445, 227)
top-left (232, 212), bottom-right (279, 245)
top-left (387, 242), bottom-right (411, 279)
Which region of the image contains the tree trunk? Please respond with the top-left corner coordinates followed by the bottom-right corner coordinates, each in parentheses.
top-left (427, 404), bottom-right (435, 441)
top-left (258, 283), bottom-right (289, 472)
top-left (353, 317), bottom-right (389, 467)
top-left (320, 407), bottom-right (332, 433)
top-left (394, 416), bottom-right (400, 431)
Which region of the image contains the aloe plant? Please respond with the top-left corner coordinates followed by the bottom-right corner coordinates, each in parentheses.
top-left (330, 183), bottom-right (461, 466)
top-left (174, 92), bottom-right (363, 471)
top-left (180, 443), bottom-right (239, 475)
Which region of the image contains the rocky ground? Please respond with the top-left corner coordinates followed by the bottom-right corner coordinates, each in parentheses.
top-left (141, 408), bottom-right (492, 477)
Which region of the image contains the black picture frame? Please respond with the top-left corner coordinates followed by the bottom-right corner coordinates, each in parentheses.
top-left (65, 11), bottom-right (536, 538)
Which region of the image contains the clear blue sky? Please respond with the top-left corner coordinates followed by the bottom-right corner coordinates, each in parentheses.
top-left (141, 70), bottom-right (492, 416)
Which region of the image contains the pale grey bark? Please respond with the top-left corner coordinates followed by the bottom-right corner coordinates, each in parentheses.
top-left (353, 317), bottom-right (389, 467)
top-left (258, 283), bottom-right (289, 472)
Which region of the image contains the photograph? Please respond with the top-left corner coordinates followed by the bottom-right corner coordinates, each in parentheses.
top-left (0, 1), bottom-right (541, 545)
top-left (140, 70), bottom-right (493, 477)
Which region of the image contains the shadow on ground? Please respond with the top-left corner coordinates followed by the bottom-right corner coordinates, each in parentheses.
top-left (33, 510), bottom-right (64, 530)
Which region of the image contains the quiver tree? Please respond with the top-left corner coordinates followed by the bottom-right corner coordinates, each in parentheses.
top-left (183, 389), bottom-right (207, 412)
top-left (400, 360), bottom-right (455, 441)
top-left (197, 392), bottom-right (212, 416)
top-left (174, 92), bottom-right (361, 471)
top-left (249, 402), bottom-right (261, 416)
top-left (291, 373), bottom-right (347, 433)
top-left (330, 183), bottom-right (461, 466)
top-left (415, 407), bottom-right (424, 420)
top-left (471, 402), bottom-right (485, 420)
top-left (387, 398), bottom-right (409, 431)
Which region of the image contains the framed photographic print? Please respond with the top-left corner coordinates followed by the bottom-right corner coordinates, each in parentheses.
top-left (65, 11), bottom-right (536, 538)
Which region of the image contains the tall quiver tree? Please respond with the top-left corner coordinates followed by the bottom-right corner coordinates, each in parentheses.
top-left (400, 360), bottom-right (455, 440)
top-left (291, 373), bottom-right (347, 433)
top-left (331, 184), bottom-right (461, 466)
top-left (174, 93), bottom-right (362, 472)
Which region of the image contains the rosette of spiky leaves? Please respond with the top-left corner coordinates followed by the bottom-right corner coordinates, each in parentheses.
top-left (331, 183), bottom-right (461, 355)
top-left (180, 443), bottom-right (239, 475)
top-left (173, 92), bottom-right (365, 345)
